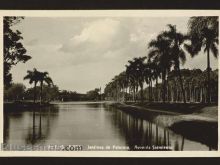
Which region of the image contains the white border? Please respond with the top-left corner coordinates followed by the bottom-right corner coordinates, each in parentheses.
top-left (0, 10), bottom-right (219, 157)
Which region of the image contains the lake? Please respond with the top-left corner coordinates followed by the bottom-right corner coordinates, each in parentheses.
top-left (4, 102), bottom-right (213, 151)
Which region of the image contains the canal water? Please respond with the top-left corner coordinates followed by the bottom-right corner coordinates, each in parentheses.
top-left (4, 102), bottom-right (214, 151)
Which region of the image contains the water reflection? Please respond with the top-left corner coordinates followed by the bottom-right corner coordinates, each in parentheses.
top-left (110, 108), bottom-right (174, 150)
top-left (4, 102), bottom-right (214, 151)
top-left (106, 104), bottom-right (210, 151)
top-left (4, 105), bottom-right (59, 148)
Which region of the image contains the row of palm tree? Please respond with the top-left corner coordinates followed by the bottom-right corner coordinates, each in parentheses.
top-left (104, 17), bottom-right (218, 104)
top-left (144, 69), bottom-right (218, 103)
top-left (105, 68), bottom-right (218, 103)
top-left (24, 68), bottom-right (53, 104)
top-left (167, 69), bottom-right (218, 103)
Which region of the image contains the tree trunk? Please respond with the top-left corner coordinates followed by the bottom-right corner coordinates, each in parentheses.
top-left (200, 87), bottom-right (203, 103)
top-left (149, 81), bottom-right (151, 102)
top-left (133, 85), bottom-right (135, 102)
top-left (167, 80), bottom-right (169, 102)
top-left (187, 83), bottom-right (190, 102)
top-left (125, 87), bottom-right (128, 101)
top-left (162, 70), bottom-right (166, 103)
top-left (135, 85), bottom-right (139, 102)
top-left (174, 81), bottom-right (177, 102)
top-left (189, 85), bottom-right (192, 102)
top-left (32, 110), bottom-right (36, 141)
top-left (207, 48), bottom-right (211, 104)
top-left (150, 82), bottom-right (152, 102)
top-left (171, 87), bottom-right (174, 102)
top-left (40, 81), bottom-right (43, 105)
top-left (177, 68), bottom-right (186, 103)
top-left (39, 108), bottom-right (42, 137)
top-left (128, 87), bottom-right (131, 101)
top-left (194, 87), bottom-right (196, 102)
top-left (140, 83), bottom-right (144, 103)
top-left (156, 78), bottom-right (158, 102)
top-left (34, 81), bottom-right (37, 103)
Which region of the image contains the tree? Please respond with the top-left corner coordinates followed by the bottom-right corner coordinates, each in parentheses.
top-left (117, 72), bottom-right (128, 101)
top-left (126, 57), bottom-right (146, 103)
top-left (4, 83), bottom-right (26, 101)
top-left (40, 85), bottom-right (59, 102)
top-left (162, 24), bottom-right (188, 103)
top-left (86, 88), bottom-right (100, 100)
top-left (125, 65), bottom-right (137, 102)
top-left (185, 16), bottom-right (218, 103)
top-left (148, 34), bottom-right (172, 103)
top-left (4, 17), bottom-right (31, 88)
top-left (24, 68), bottom-right (40, 103)
top-left (38, 72), bottom-right (53, 104)
top-left (145, 59), bottom-right (161, 102)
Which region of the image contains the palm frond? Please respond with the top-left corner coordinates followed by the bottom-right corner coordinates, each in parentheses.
top-left (148, 39), bottom-right (157, 48)
top-left (179, 50), bottom-right (187, 65)
top-left (148, 49), bottom-right (159, 59)
top-left (23, 74), bottom-right (31, 80)
top-left (45, 77), bottom-right (53, 86)
top-left (211, 43), bottom-right (218, 58)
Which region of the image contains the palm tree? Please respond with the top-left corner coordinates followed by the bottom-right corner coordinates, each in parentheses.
top-left (126, 65), bottom-right (137, 102)
top-left (24, 68), bottom-right (40, 103)
top-left (112, 75), bottom-right (120, 101)
top-left (126, 61), bottom-right (137, 102)
top-left (143, 62), bottom-right (151, 102)
top-left (162, 24), bottom-right (188, 103)
top-left (143, 61), bottom-right (153, 102)
top-left (185, 16), bottom-right (218, 103)
top-left (38, 71), bottom-right (53, 104)
top-left (126, 57), bottom-right (146, 103)
top-left (148, 34), bottom-right (172, 103)
top-left (150, 60), bottom-right (161, 102)
top-left (117, 71), bottom-right (128, 101)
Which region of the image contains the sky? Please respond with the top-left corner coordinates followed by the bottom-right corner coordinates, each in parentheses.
top-left (11, 17), bottom-right (218, 93)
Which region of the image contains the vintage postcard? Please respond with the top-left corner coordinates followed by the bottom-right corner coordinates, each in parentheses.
top-left (0, 10), bottom-right (219, 157)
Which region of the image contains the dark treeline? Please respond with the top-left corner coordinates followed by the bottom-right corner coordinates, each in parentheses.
top-left (59, 88), bottom-right (102, 101)
top-left (104, 17), bottom-right (218, 104)
top-left (105, 68), bottom-right (218, 103)
top-left (4, 84), bottom-right (102, 102)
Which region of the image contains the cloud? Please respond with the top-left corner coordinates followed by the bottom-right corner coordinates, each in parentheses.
top-left (25, 18), bottom-right (153, 68)
top-left (60, 19), bottom-right (121, 51)
top-left (59, 18), bottom-right (135, 65)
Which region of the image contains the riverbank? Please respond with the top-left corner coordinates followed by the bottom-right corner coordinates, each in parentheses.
top-left (125, 102), bottom-right (217, 114)
top-left (110, 102), bottom-right (218, 149)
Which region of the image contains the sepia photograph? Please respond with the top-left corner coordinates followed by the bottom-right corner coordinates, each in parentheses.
top-left (1, 11), bottom-right (219, 154)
